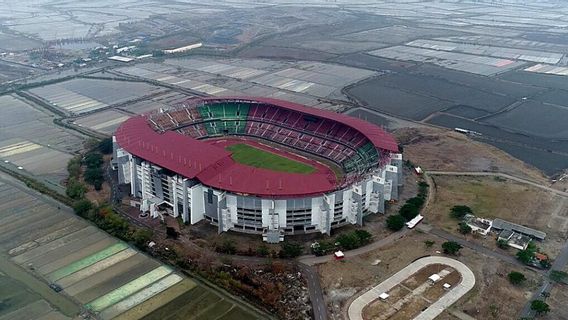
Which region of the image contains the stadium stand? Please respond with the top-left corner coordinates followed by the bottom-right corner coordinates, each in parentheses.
top-left (147, 98), bottom-right (392, 185)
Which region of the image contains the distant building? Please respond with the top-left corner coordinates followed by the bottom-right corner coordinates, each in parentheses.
top-left (163, 43), bottom-right (203, 54)
top-left (108, 56), bottom-right (134, 63)
top-left (464, 214), bottom-right (492, 236)
top-left (492, 218), bottom-right (546, 240)
top-left (498, 230), bottom-right (531, 250)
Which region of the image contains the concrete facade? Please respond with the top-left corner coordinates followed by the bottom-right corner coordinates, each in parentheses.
top-left (114, 146), bottom-right (402, 242)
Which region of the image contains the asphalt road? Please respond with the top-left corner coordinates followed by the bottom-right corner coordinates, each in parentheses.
top-left (520, 237), bottom-right (568, 317)
top-left (417, 225), bottom-right (532, 270)
top-left (298, 228), bottom-right (411, 266)
top-left (297, 263), bottom-right (328, 320)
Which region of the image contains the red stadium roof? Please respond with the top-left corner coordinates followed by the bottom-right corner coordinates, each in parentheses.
top-left (115, 97), bottom-right (398, 197)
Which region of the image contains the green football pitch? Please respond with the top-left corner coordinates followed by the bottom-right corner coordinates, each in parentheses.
top-left (226, 143), bottom-right (316, 174)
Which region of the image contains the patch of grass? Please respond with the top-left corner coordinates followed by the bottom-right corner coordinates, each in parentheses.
top-left (226, 143), bottom-right (316, 174)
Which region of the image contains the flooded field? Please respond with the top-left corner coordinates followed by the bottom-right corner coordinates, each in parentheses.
top-left (28, 78), bottom-right (167, 115)
top-left (0, 94), bottom-right (86, 188)
top-left (0, 173), bottom-right (265, 320)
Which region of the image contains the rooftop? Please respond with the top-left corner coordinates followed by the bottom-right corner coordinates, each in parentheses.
top-left (492, 218), bottom-right (546, 240)
top-left (115, 97), bottom-right (398, 197)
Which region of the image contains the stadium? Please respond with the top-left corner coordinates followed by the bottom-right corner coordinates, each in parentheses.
top-left (113, 97), bottom-right (402, 242)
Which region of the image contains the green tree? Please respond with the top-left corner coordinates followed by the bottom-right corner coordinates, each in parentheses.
top-left (66, 178), bottom-right (87, 199)
top-left (337, 232), bottom-right (361, 250)
top-left (458, 222), bottom-right (472, 234)
top-left (530, 300), bottom-right (550, 315)
top-left (67, 157), bottom-right (81, 178)
top-left (386, 215), bottom-right (406, 231)
top-left (497, 239), bottom-right (509, 249)
top-left (279, 242), bottom-right (303, 258)
top-left (517, 243), bottom-right (536, 265)
top-left (442, 241), bottom-right (462, 255)
top-left (98, 138), bottom-right (113, 154)
top-left (73, 199), bottom-right (93, 217)
top-left (406, 196), bottom-right (425, 208)
top-left (399, 203), bottom-right (420, 221)
top-left (424, 240), bottom-right (435, 248)
top-left (83, 152), bottom-right (103, 168)
top-left (540, 258), bottom-right (552, 269)
top-left (99, 210), bottom-right (129, 237)
top-left (84, 167), bottom-right (104, 188)
top-left (132, 228), bottom-right (153, 247)
top-left (507, 271), bottom-right (526, 285)
top-left (550, 270), bottom-right (568, 283)
top-left (354, 229), bottom-right (372, 244)
top-left (450, 205), bottom-right (472, 219)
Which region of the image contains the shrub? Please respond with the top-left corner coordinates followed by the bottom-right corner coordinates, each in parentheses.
top-left (216, 240), bottom-right (237, 255)
top-left (540, 259), bottom-right (552, 269)
top-left (354, 230), bottom-right (372, 244)
top-left (73, 199), bottom-right (93, 217)
top-left (256, 244), bottom-right (270, 257)
top-left (530, 300), bottom-right (550, 315)
top-left (386, 215), bottom-right (406, 231)
top-left (442, 241), bottom-right (462, 255)
top-left (279, 242), bottom-right (303, 258)
top-left (458, 222), bottom-right (472, 234)
top-left (66, 178), bottom-right (87, 199)
top-left (424, 240), bottom-right (435, 248)
top-left (311, 240), bottom-right (336, 256)
top-left (550, 270), bottom-right (568, 283)
top-left (67, 157), bottom-right (82, 178)
top-left (508, 271), bottom-right (526, 285)
top-left (132, 228), bottom-right (153, 247)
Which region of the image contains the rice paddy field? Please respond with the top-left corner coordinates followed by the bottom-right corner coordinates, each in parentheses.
top-left (0, 173), bottom-right (265, 320)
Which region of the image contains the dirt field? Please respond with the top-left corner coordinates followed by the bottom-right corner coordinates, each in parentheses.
top-left (361, 264), bottom-right (461, 320)
top-left (544, 283), bottom-right (568, 320)
top-left (426, 175), bottom-right (567, 256)
top-left (437, 246), bottom-right (540, 320)
top-left (315, 231), bottom-right (539, 320)
top-left (395, 127), bottom-right (548, 184)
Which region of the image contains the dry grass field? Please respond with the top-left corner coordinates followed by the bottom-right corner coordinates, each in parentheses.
top-left (425, 175), bottom-right (567, 256)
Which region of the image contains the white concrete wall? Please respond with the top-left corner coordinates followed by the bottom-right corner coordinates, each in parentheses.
top-left (342, 189), bottom-right (352, 220)
top-left (190, 184), bottom-right (204, 224)
top-left (261, 199), bottom-right (272, 228)
top-left (274, 200), bottom-right (287, 228)
top-left (311, 196), bottom-right (323, 228)
top-left (226, 194), bottom-right (238, 223)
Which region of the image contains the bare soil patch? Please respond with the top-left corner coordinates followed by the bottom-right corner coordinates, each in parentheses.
top-left (395, 127), bottom-right (548, 183)
top-left (315, 231), bottom-right (539, 320)
top-left (426, 175), bottom-right (566, 256)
